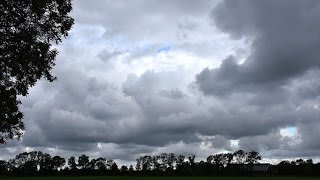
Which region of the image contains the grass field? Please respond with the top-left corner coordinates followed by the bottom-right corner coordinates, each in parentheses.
top-left (0, 177), bottom-right (319, 180)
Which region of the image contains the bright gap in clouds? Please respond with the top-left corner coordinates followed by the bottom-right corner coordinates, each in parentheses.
top-left (280, 127), bottom-right (297, 138)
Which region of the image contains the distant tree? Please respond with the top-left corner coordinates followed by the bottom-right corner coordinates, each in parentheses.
top-left (107, 159), bottom-right (114, 170)
top-left (246, 151), bottom-right (261, 164)
top-left (207, 153), bottom-right (232, 172)
top-left (0, 160), bottom-right (7, 175)
top-left (129, 165), bottom-right (134, 172)
top-left (121, 165), bottom-right (128, 172)
top-left (10, 151), bottom-right (50, 174)
top-left (68, 156), bottom-right (77, 170)
top-left (167, 153), bottom-right (175, 170)
top-left (140, 155), bottom-right (153, 171)
top-left (278, 160), bottom-right (291, 166)
top-left (176, 155), bottom-right (185, 167)
top-left (3, 150), bottom-right (320, 176)
top-left (195, 160), bottom-right (209, 175)
top-left (215, 154), bottom-right (225, 166)
top-left (11, 152), bottom-right (35, 172)
top-left (187, 154), bottom-right (196, 173)
top-left (0, 0), bottom-right (74, 143)
top-left (207, 155), bottom-right (214, 163)
top-left (7, 159), bottom-right (16, 172)
top-left (51, 156), bottom-right (65, 171)
top-left (277, 160), bottom-right (293, 175)
top-left (111, 162), bottom-right (119, 173)
top-left (77, 154), bottom-right (90, 170)
top-left (94, 157), bottom-right (107, 171)
top-left (159, 153), bottom-right (168, 171)
top-left (207, 153), bottom-right (233, 174)
top-left (38, 152), bottom-right (52, 172)
top-left (233, 150), bottom-right (247, 164)
top-left (135, 158), bottom-right (142, 171)
top-left (211, 154), bottom-right (224, 167)
top-left (295, 159), bottom-right (307, 166)
top-left (187, 154), bottom-right (196, 164)
top-left (224, 153), bottom-right (233, 166)
top-left (152, 155), bottom-right (161, 171)
top-left (306, 159), bottom-right (313, 165)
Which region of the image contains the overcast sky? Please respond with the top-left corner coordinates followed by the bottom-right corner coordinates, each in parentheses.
top-left (2, 0), bottom-right (320, 165)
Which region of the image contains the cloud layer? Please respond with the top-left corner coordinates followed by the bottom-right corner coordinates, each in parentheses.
top-left (2, 0), bottom-right (320, 164)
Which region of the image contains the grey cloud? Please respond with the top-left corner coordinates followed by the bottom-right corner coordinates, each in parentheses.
top-left (295, 122), bottom-right (320, 152)
top-left (193, 0), bottom-right (320, 158)
top-left (122, 70), bottom-right (293, 141)
top-left (200, 135), bottom-right (233, 151)
top-left (16, 67), bottom-right (143, 151)
top-left (74, 0), bottom-right (215, 43)
top-left (238, 131), bottom-right (288, 152)
top-left (159, 89), bottom-right (186, 99)
top-left (197, 0), bottom-right (320, 96)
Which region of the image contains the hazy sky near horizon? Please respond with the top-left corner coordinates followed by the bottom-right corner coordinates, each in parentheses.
top-left (2, 0), bottom-right (320, 164)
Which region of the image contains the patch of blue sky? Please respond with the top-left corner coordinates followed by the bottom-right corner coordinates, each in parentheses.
top-left (287, 127), bottom-right (297, 136)
top-left (157, 45), bottom-right (173, 53)
top-left (280, 126), bottom-right (297, 137)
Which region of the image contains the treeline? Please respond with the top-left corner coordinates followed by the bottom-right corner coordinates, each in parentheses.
top-left (0, 150), bottom-right (319, 176)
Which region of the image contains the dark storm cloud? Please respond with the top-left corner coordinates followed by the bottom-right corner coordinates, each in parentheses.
top-left (122, 70), bottom-right (290, 140)
top-left (238, 131), bottom-right (287, 152)
top-left (197, 0), bottom-right (320, 95)
top-left (17, 68), bottom-right (141, 150)
top-left (194, 0), bottom-right (320, 157)
top-left (17, 69), bottom-right (201, 154)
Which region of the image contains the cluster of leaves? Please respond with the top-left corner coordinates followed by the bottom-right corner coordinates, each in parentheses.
top-left (0, 0), bottom-right (74, 143)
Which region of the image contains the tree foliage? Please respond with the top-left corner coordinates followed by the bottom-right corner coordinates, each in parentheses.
top-left (0, 0), bottom-right (74, 143)
top-left (1, 150), bottom-right (320, 176)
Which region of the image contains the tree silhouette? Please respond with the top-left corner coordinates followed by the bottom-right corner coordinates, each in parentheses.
top-left (175, 155), bottom-right (185, 168)
top-left (152, 155), bottom-right (161, 171)
top-left (94, 157), bottom-right (107, 171)
top-left (51, 156), bottom-right (65, 171)
top-left (121, 165), bottom-right (128, 172)
top-left (135, 158), bottom-right (142, 171)
top-left (78, 154), bottom-right (90, 170)
top-left (233, 150), bottom-right (247, 164)
top-left (140, 155), bottom-right (153, 171)
top-left (38, 152), bottom-right (52, 172)
top-left (67, 156), bottom-right (77, 171)
top-left (208, 154), bottom-right (222, 169)
top-left (106, 159), bottom-right (114, 170)
top-left (8, 151), bottom-right (51, 175)
top-left (187, 154), bottom-right (195, 164)
top-left (246, 151), bottom-right (262, 164)
top-left (0, 0), bottom-right (74, 143)
top-left (111, 162), bottom-right (119, 174)
top-left (0, 160), bottom-right (7, 175)
top-left (129, 165), bottom-right (134, 172)
top-left (2, 150), bottom-right (320, 176)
